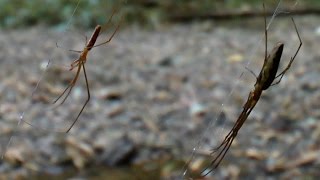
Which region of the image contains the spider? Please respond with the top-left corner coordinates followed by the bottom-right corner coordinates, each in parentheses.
top-left (201, 3), bottom-right (302, 177)
top-left (53, 12), bottom-right (121, 133)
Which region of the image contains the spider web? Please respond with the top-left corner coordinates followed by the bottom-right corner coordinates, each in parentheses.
top-left (1, 0), bottom-right (82, 158)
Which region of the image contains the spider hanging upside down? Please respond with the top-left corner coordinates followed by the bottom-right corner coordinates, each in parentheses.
top-left (52, 12), bottom-right (121, 133)
top-left (201, 3), bottom-right (302, 177)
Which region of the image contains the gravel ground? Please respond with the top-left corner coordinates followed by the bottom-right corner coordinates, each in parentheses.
top-left (0, 15), bottom-right (319, 179)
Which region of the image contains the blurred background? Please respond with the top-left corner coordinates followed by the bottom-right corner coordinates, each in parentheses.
top-left (0, 0), bottom-right (319, 179)
top-left (0, 0), bottom-right (320, 29)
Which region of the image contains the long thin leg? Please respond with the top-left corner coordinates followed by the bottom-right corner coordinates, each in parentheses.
top-left (70, 60), bottom-right (80, 70)
top-left (53, 62), bottom-right (82, 105)
top-left (56, 42), bottom-right (83, 53)
top-left (92, 20), bottom-right (121, 48)
top-left (52, 83), bottom-right (72, 104)
top-left (206, 94), bottom-right (257, 175)
top-left (66, 63), bottom-right (90, 133)
top-left (55, 30), bottom-right (88, 53)
top-left (263, 3), bottom-right (268, 61)
top-left (201, 135), bottom-right (235, 177)
top-left (100, 7), bottom-right (118, 33)
top-left (245, 66), bottom-right (258, 78)
top-left (272, 18), bottom-right (302, 86)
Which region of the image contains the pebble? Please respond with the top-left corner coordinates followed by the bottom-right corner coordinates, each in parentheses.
top-left (106, 104), bottom-right (125, 118)
top-left (188, 157), bottom-right (206, 173)
top-left (226, 164), bottom-right (240, 178)
top-left (65, 136), bottom-right (94, 169)
top-left (286, 150), bottom-right (319, 169)
top-left (100, 136), bottom-right (136, 166)
top-left (5, 148), bottom-right (27, 165)
top-left (151, 90), bottom-right (173, 102)
top-left (245, 148), bottom-right (266, 160)
top-left (96, 87), bottom-right (123, 100)
top-left (158, 56), bottom-right (173, 67)
top-left (190, 102), bottom-right (207, 117)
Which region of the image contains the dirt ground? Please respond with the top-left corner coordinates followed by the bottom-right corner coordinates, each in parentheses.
top-left (0, 15), bottom-right (319, 179)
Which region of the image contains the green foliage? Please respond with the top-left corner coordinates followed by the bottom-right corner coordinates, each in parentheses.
top-left (0, 0), bottom-right (318, 29)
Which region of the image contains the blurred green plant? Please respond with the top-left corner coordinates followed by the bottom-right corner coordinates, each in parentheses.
top-left (0, 0), bottom-right (318, 29)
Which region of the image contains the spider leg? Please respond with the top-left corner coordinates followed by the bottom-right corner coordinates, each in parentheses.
top-left (263, 3), bottom-right (268, 62)
top-left (66, 63), bottom-right (90, 133)
top-left (245, 66), bottom-right (258, 78)
top-left (53, 62), bottom-right (82, 105)
top-left (52, 83), bottom-right (72, 105)
top-left (211, 125), bottom-right (235, 154)
top-left (91, 26), bottom-right (119, 47)
top-left (92, 16), bottom-right (122, 48)
top-left (271, 18), bottom-right (302, 86)
top-left (56, 42), bottom-right (82, 53)
top-left (70, 59), bottom-right (81, 70)
top-left (202, 135), bottom-right (235, 177)
top-left (98, 7), bottom-right (118, 35)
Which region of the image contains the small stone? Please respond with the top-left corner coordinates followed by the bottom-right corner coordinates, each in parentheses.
top-left (228, 53), bottom-right (243, 63)
top-left (151, 90), bottom-right (172, 102)
top-left (96, 87), bottom-right (123, 100)
top-left (266, 151), bottom-right (286, 172)
top-left (24, 162), bottom-right (41, 171)
top-left (188, 157), bottom-right (206, 173)
top-left (66, 136), bottom-right (94, 169)
top-left (286, 150), bottom-right (319, 169)
top-left (158, 56), bottom-right (173, 67)
top-left (5, 148), bottom-right (25, 165)
top-left (245, 148), bottom-right (266, 160)
top-left (190, 102), bottom-right (207, 117)
top-left (100, 136), bottom-right (136, 166)
top-left (107, 104), bottom-right (124, 118)
top-left (227, 164), bottom-right (240, 178)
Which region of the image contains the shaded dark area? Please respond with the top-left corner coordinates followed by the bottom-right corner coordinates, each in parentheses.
top-left (0, 0), bottom-right (320, 29)
top-left (169, 7), bottom-right (320, 22)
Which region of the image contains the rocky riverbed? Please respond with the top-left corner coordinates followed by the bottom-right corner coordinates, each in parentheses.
top-left (0, 16), bottom-right (319, 179)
